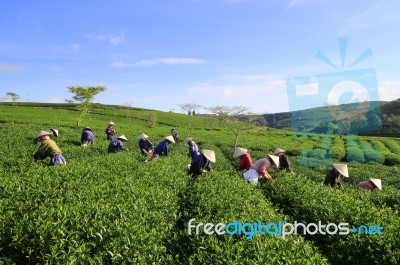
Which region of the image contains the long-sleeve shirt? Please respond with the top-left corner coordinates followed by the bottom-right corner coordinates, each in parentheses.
top-left (251, 158), bottom-right (271, 177)
top-left (239, 153), bottom-right (253, 170)
top-left (188, 141), bottom-right (200, 160)
top-left (323, 169), bottom-right (342, 187)
top-left (154, 140), bottom-right (169, 156)
top-left (33, 139), bottom-right (62, 160)
top-left (279, 154), bottom-right (293, 173)
top-left (356, 181), bottom-right (375, 190)
top-left (139, 139), bottom-right (154, 155)
top-left (81, 130), bottom-right (95, 143)
top-left (105, 126), bottom-right (116, 140)
top-left (108, 139), bottom-right (127, 153)
top-left (171, 130), bottom-right (179, 142)
top-left (189, 154), bottom-right (212, 176)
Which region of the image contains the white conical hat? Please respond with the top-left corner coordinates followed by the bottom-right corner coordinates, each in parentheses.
top-left (108, 121), bottom-right (115, 125)
top-left (184, 137), bottom-right (193, 144)
top-left (117, 135), bottom-right (128, 141)
top-left (138, 133), bottom-right (149, 140)
top-left (333, 164), bottom-right (349, 178)
top-left (50, 128), bottom-right (59, 137)
top-left (202, 149), bottom-right (216, 163)
top-left (165, 135), bottom-right (175, 143)
top-left (369, 178), bottom-right (382, 190)
top-left (233, 147), bottom-right (247, 158)
top-left (36, 130), bottom-right (54, 139)
top-left (274, 148), bottom-right (285, 155)
top-left (268, 155), bottom-right (280, 168)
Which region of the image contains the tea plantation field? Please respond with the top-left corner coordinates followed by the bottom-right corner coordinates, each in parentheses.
top-left (1, 104), bottom-right (400, 264)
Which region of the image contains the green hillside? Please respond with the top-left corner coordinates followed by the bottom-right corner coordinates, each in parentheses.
top-left (264, 99), bottom-right (400, 136)
top-left (1, 103), bottom-right (400, 264)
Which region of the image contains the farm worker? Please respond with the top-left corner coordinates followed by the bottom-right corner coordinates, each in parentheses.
top-left (322, 164), bottom-right (349, 189)
top-left (171, 128), bottom-right (179, 143)
top-left (356, 178), bottom-right (382, 191)
top-left (138, 133), bottom-right (154, 155)
top-left (81, 127), bottom-right (95, 147)
top-left (243, 155), bottom-right (280, 184)
top-left (49, 128), bottom-right (59, 139)
top-left (108, 135), bottom-right (128, 153)
top-left (105, 121), bottom-right (116, 141)
top-left (153, 135), bottom-right (175, 156)
top-left (188, 149), bottom-right (215, 177)
top-left (33, 130), bottom-right (67, 165)
top-left (184, 137), bottom-right (200, 161)
top-left (233, 147), bottom-right (253, 171)
top-left (274, 148), bottom-right (294, 173)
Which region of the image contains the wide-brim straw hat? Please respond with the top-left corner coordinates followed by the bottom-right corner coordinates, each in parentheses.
top-left (333, 164), bottom-right (349, 178)
top-left (35, 130), bottom-right (54, 141)
top-left (184, 137), bottom-right (193, 144)
top-left (202, 149), bottom-right (216, 163)
top-left (108, 121), bottom-right (115, 126)
top-left (165, 135), bottom-right (175, 143)
top-left (83, 127), bottom-right (93, 132)
top-left (117, 135), bottom-right (128, 141)
top-left (369, 178), bottom-right (382, 190)
top-left (50, 128), bottom-right (59, 137)
top-left (138, 133), bottom-right (149, 140)
top-left (274, 148), bottom-right (285, 155)
top-left (268, 155), bottom-right (280, 168)
top-left (233, 147), bottom-right (247, 158)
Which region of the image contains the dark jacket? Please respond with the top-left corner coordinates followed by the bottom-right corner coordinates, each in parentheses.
top-left (139, 139), bottom-right (154, 155)
top-left (108, 139), bottom-right (127, 153)
top-left (189, 154), bottom-right (212, 176)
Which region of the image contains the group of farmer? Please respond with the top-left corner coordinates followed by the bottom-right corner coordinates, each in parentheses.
top-left (32, 121), bottom-right (382, 191)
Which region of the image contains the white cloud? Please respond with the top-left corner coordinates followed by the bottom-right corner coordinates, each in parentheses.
top-left (87, 33), bottom-right (125, 46)
top-left (379, 81), bottom-right (400, 101)
top-left (0, 63), bottom-right (25, 72)
top-left (184, 76), bottom-right (288, 113)
top-left (111, 57), bottom-right (206, 68)
top-left (70, 44), bottom-right (81, 51)
top-left (342, 2), bottom-right (386, 30)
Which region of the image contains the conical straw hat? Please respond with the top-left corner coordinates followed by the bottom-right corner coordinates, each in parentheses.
top-left (333, 164), bottom-right (349, 178)
top-left (184, 137), bottom-right (193, 144)
top-left (50, 128), bottom-right (59, 137)
top-left (138, 133), bottom-right (149, 140)
top-left (36, 130), bottom-right (54, 139)
top-left (117, 135), bottom-right (128, 141)
top-left (274, 148), bottom-right (285, 155)
top-left (268, 155), bottom-right (280, 168)
top-left (233, 147), bottom-right (247, 158)
top-left (369, 178), bottom-right (382, 190)
top-left (165, 135), bottom-right (175, 143)
top-left (202, 150), bottom-right (216, 163)
top-left (108, 121), bottom-right (115, 125)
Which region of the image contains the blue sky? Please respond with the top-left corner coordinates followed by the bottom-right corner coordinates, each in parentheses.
top-left (1, 0), bottom-right (400, 114)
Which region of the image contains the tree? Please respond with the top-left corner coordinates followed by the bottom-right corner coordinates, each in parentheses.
top-left (6, 92), bottom-right (20, 105)
top-left (207, 105), bottom-right (262, 149)
top-left (66, 86), bottom-right (106, 126)
top-left (177, 103), bottom-right (202, 128)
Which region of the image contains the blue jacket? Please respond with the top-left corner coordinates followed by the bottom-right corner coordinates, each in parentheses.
top-left (81, 130), bottom-right (95, 143)
top-left (139, 139), bottom-right (154, 155)
top-left (154, 140), bottom-right (169, 156)
top-left (188, 141), bottom-right (200, 160)
top-left (108, 139), bottom-right (127, 153)
top-left (189, 154), bottom-right (212, 176)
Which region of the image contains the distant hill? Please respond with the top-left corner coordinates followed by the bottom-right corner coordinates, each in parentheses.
top-left (263, 99), bottom-right (400, 137)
